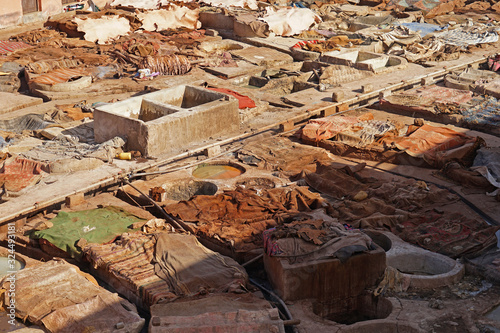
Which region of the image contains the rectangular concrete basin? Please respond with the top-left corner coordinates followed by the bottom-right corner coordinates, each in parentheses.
top-left (264, 246), bottom-right (386, 302)
top-left (94, 85), bottom-right (239, 157)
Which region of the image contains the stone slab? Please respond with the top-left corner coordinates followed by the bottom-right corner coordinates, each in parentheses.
top-left (203, 60), bottom-right (264, 79)
top-left (149, 294), bottom-right (285, 333)
top-left (230, 46), bottom-right (294, 67)
top-left (0, 92), bottom-right (43, 114)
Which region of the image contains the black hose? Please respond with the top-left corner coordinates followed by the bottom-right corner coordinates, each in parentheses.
top-left (249, 278), bottom-right (299, 333)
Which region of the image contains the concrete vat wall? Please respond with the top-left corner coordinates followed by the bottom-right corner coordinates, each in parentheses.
top-left (94, 85), bottom-right (240, 157)
top-left (264, 246), bottom-right (386, 302)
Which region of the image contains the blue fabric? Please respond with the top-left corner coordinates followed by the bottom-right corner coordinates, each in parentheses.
top-left (460, 96), bottom-right (500, 126)
top-left (400, 22), bottom-right (445, 37)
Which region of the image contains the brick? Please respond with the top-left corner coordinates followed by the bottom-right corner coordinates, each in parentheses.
top-left (331, 91), bottom-right (345, 102)
top-left (379, 90), bottom-right (392, 99)
top-left (204, 145), bottom-right (221, 158)
top-left (320, 105), bottom-right (336, 117)
top-left (65, 193), bottom-right (85, 208)
top-left (279, 120), bottom-right (294, 132)
top-left (336, 103), bottom-right (349, 112)
top-left (362, 84), bottom-right (374, 93)
top-left (421, 77), bottom-right (434, 86)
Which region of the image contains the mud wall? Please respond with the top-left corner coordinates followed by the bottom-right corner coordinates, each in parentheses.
top-left (0, 2), bottom-right (23, 29)
top-left (41, 0), bottom-right (63, 17)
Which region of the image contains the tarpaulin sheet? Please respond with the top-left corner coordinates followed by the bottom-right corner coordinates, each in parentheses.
top-left (207, 87), bottom-right (256, 109)
top-left (392, 124), bottom-right (476, 165)
top-left (472, 147), bottom-right (500, 194)
top-left (0, 114), bottom-right (53, 132)
top-left (154, 233), bottom-right (247, 296)
top-left (0, 260), bottom-right (144, 332)
top-left (300, 113), bottom-right (374, 143)
top-left (33, 206), bottom-right (143, 259)
top-left (0, 41), bottom-right (31, 55)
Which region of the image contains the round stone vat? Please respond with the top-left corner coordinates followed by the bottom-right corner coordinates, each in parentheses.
top-left (192, 162), bottom-right (246, 180)
top-left (363, 230), bottom-right (392, 252)
top-left (236, 177), bottom-right (276, 190)
top-left (313, 294), bottom-right (392, 325)
top-left (387, 252), bottom-right (464, 289)
top-left (340, 320), bottom-right (421, 333)
top-left (163, 180), bottom-right (218, 201)
top-left (0, 251), bottom-right (26, 279)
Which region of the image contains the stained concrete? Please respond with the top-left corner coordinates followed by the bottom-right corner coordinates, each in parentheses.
top-left (149, 294), bottom-right (285, 333)
top-left (264, 246), bottom-right (386, 302)
top-left (94, 85), bottom-right (240, 157)
top-left (0, 92), bottom-right (43, 114)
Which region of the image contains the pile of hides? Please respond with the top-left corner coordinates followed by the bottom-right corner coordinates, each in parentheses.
top-left (381, 85), bottom-right (474, 113)
top-left (83, 231), bottom-right (247, 307)
top-left (263, 217), bottom-right (375, 262)
top-left (202, 0), bottom-right (259, 10)
top-left (397, 211), bottom-right (500, 258)
top-left (164, 186), bottom-right (327, 253)
top-left (238, 136), bottom-right (333, 176)
top-left (318, 65), bottom-right (373, 87)
top-left (0, 260), bottom-right (145, 332)
top-left (390, 124), bottom-right (478, 167)
top-left (71, 5), bottom-right (201, 44)
top-left (300, 112), bottom-right (401, 146)
top-left (0, 41), bottom-right (31, 55)
top-left (83, 232), bottom-right (174, 307)
top-left (32, 206), bottom-right (144, 259)
top-left (139, 55), bottom-right (191, 75)
top-left (259, 8), bottom-right (321, 37)
top-left (299, 161), bottom-right (498, 258)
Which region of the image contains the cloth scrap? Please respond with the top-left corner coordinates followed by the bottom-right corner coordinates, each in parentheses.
top-left (207, 87), bottom-right (256, 109)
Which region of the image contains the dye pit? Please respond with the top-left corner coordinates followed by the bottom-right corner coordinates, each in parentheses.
top-left (192, 163), bottom-right (245, 180)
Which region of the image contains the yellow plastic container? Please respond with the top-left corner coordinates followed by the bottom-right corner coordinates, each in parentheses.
top-left (116, 152), bottom-right (132, 160)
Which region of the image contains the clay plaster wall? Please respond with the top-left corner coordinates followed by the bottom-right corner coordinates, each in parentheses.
top-left (0, 0), bottom-right (67, 29)
top-left (91, 0), bottom-right (114, 8)
top-left (41, 0), bottom-right (64, 17)
top-left (0, 2), bottom-right (23, 28)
